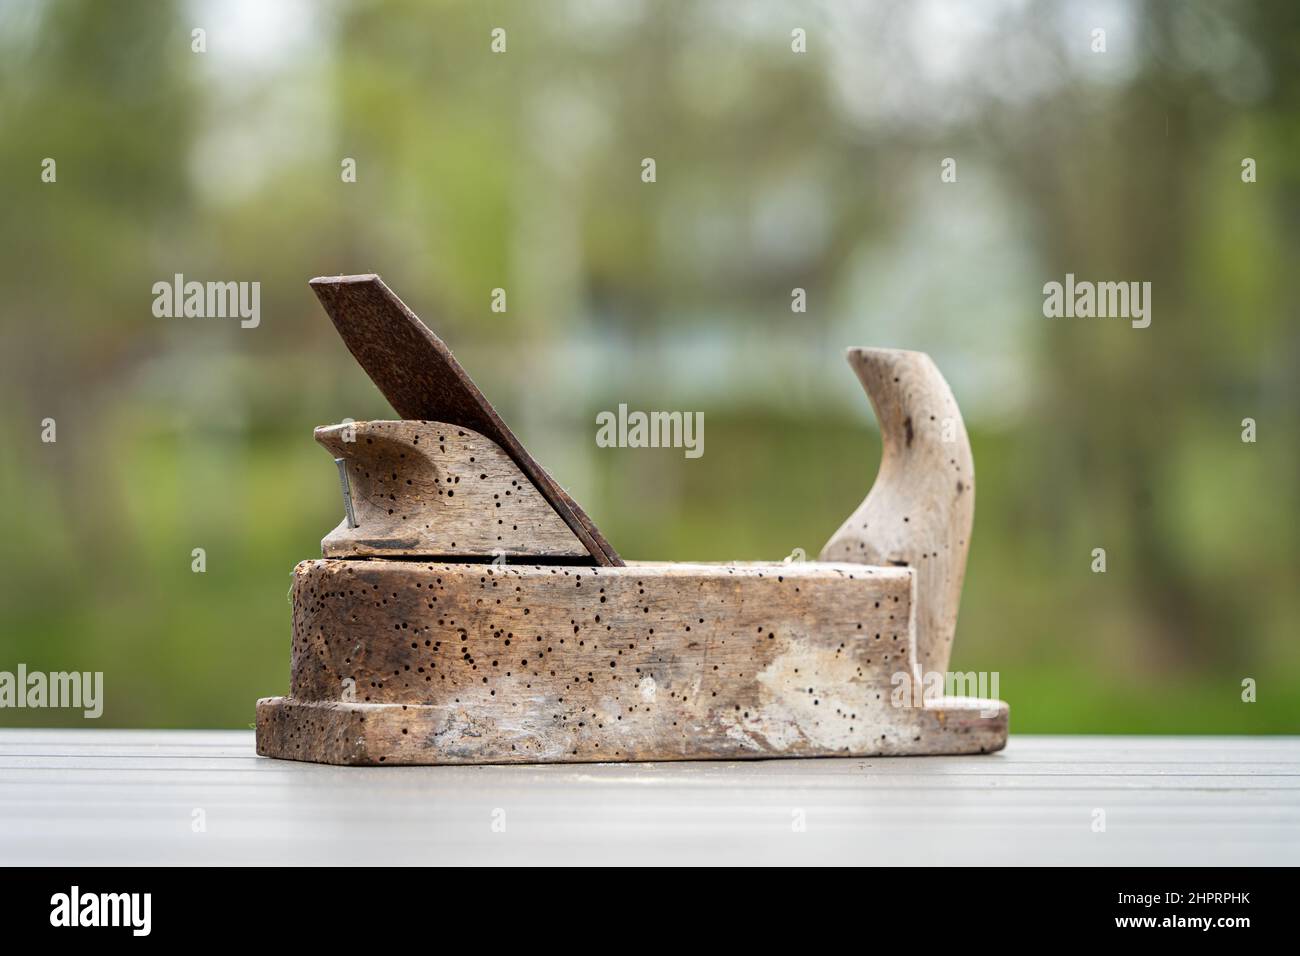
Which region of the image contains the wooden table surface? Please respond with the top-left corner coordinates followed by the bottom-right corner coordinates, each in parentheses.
top-left (1, 731), bottom-right (1296, 866)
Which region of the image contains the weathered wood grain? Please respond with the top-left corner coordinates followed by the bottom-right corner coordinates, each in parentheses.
top-left (317, 420), bottom-right (588, 559)
top-left (259, 305), bottom-right (1004, 767)
top-left (310, 275), bottom-right (622, 565)
top-left (820, 348), bottom-right (975, 678)
top-left (256, 558), bottom-right (1006, 765)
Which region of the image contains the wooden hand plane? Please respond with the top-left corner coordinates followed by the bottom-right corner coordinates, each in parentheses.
top-left (256, 275), bottom-right (1007, 765)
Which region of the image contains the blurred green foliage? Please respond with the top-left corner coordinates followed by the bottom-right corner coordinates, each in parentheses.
top-left (1, 0), bottom-right (1296, 731)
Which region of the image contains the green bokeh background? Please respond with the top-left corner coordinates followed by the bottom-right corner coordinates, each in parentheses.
top-left (1, 0), bottom-right (1297, 731)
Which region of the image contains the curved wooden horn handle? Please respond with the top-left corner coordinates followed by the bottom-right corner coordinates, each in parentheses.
top-left (819, 348), bottom-right (974, 677)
